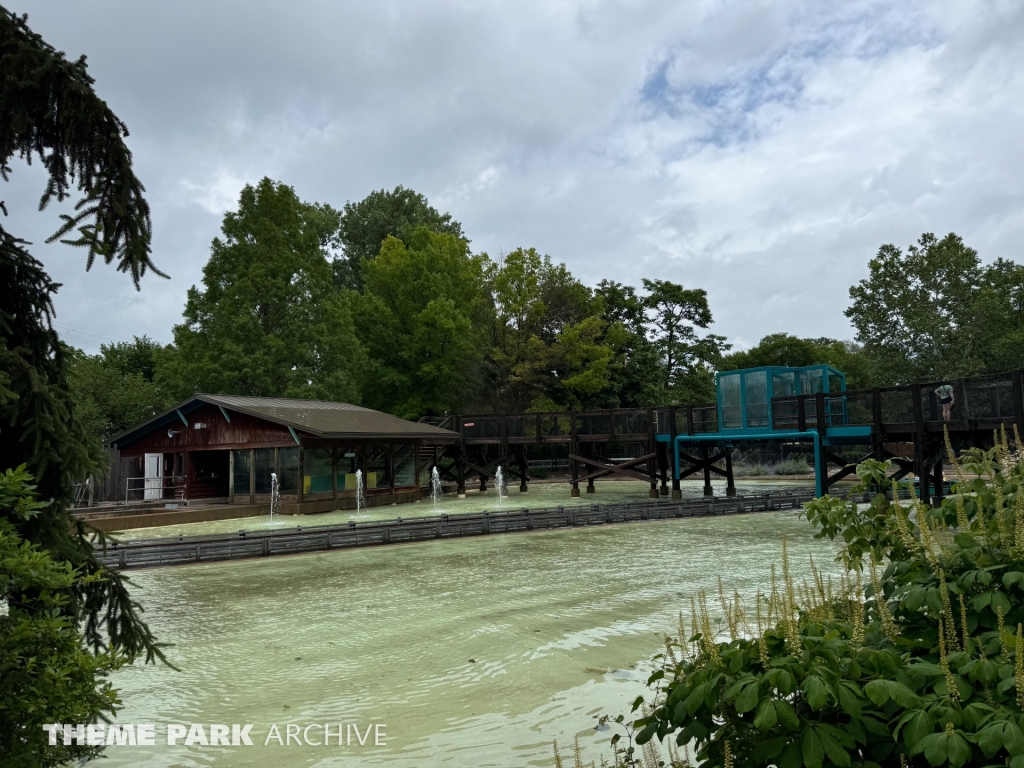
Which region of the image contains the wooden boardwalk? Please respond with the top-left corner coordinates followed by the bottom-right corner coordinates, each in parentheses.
top-left (98, 490), bottom-right (815, 570)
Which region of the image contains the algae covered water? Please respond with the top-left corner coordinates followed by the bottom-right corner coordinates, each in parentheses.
top-left (92, 507), bottom-right (835, 767)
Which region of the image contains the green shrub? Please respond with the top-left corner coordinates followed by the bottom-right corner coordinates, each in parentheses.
top-left (0, 466), bottom-right (124, 767)
top-left (620, 434), bottom-right (1024, 768)
top-left (773, 457), bottom-right (811, 475)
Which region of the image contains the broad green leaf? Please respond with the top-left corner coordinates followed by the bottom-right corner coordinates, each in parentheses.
top-left (804, 675), bottom-right (829, 710)
top-left (921, 733), bottom-right (947, 765)
top-left (903, 711), bottom-right (935, 750)
top-left (735, 681), bottom-right (759, 714)
top-left (780, 739), bottom-right (802, 768)
top-left (838, 683), bottom-right (862, 717)
top-left (819, 729), bottom-right (852, 767)
top-left (775, 699), bottom-right (800, 730)
top-left (754, 700), bottom-right (778, 731)
top-left (947, 733), bottom-right (970, 768)
top-left (803, 727), bottom-right (825, 768)
top-left (977, 723), bottom-right (1005, 758)
top-left (1006, 722), bottom-right (1024, 755)
top-left (864, 679), bottom-right (890, 706)
top-left (991, 590), bottom-right (1012, 616)
top-left (752, 737), bottom-right (789, 763)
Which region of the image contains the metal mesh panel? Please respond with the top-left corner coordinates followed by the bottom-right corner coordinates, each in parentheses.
top-left (880, 389), bottom-right (914, 425)
top-left (692, 405), bottom-right (718, 433)
top-left (966, 375), bottom-right (1016, 420)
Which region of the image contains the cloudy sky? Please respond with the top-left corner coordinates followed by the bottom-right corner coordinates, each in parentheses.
top-left (7, 0), bottom-right (1024, 353)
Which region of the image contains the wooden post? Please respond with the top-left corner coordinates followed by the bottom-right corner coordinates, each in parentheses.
top-left (725, 449), bottom-right (736, 497)
top-left (932, 456), bottom-right (944, 508)
top-left (228, 450), bottom-right (235, 503)
top-left (297, 446), bottom-right (305, 505)
top-left (413, 442), bottom-right (420, 495)
top-left (586, 443), bottom-right (595, 494)
top-left (911, 383), bottom-right (929, 506)
top-left (669, 405), bottom-right (681, 498)
top-left (955, 378), bottom-right (970, 432)
top-left (647, 406), bottom-right (658, 499)
top-left (389, 445), bottom-right (396, 496)
top-left (815, 392), bottom-right (826, 437)
top-left (518, 446), bottom-right (528, 493)
top-left (570, 410), bottom-right (580, 497)
top-left (456, 446), bottom-right (466, 497)
top-left (331, 446), bottom-right (338, 502)
top-left (183, 449), bottom-right (191, 501)
top-left (1012, 371), bottom-right (1024, 444)
top-left (701, 446), bottom-right (713, 497)
top-left (249, 448), bottom-right (255, 505)
top-left (871, 387), bottom-right (883, 458)
top-left (798, 396), bottom-right (807, 433)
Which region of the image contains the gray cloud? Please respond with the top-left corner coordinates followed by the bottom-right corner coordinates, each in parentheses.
top-left (6, 0), bottom-right (1024, 354)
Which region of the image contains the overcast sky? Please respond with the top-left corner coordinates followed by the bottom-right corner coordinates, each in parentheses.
top-left (7, 0), bottom-right (1024, 354)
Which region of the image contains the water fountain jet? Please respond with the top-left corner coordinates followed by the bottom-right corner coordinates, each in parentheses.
top-left (430, 466), bottom-right (442, 513)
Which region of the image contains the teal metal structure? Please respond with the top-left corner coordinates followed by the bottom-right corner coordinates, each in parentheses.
top-left (658, 364), bottom-right (872, 497)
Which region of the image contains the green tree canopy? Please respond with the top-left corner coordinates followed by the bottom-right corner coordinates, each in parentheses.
top-left (720, 333), bottom-right (873, 389)
top-left (68, 337), bottom-right (171, 445)
top-left (356, 227), bottom-right (487, 418)
top-left (158, 178), bottom-right (364, 402)
top-left (480, 248), bottom-right (623, 411)
top-left (592, 280), bottom-right (664, 407)
top-left (332, 185), bottom-right (465, 290)
top-left (846, 233), bottom-right (983, 384)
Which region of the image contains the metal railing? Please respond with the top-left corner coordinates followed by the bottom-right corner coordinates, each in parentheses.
top-left (124, 475), bottom-right (187, 503)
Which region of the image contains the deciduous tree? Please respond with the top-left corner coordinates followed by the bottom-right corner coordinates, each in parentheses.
top-left (333, 185), bottom-right (465, 290)
top-left (356, 227), bottom-right (486, 418)
top-left (158, 178), bottom-right (364, 402)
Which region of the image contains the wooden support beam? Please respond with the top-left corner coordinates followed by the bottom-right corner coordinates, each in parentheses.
top-left (1013, 370), bottom-right (1024, 444)
top-left (669, 406), bottom-right (681, 498)
top-left (911, 383), bottom-right (928, 505)
top-left (570, 410), bottom-right (580, 497)
top-left (646, 406), bottom-right (657, 498)
top-left (725, 448), bottom-right (736, 497)
top-left (676, 451), bottom-right (730, 480)
top-left (871, 387), bottom-right (883, 457)
top-left (702, 445), bottom-right (713, 496)
top-left (569, 452), bottom-right (656, 484)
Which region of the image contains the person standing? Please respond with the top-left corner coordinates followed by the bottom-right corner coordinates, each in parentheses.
top-left (935, 383), bottom-right (955, 421)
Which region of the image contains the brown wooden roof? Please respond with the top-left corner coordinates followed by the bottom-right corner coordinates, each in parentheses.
top-left (109, 394), bottom-right (459, 449)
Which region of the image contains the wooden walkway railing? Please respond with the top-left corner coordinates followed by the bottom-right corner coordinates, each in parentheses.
top-left (98, 490), bottom-right (815, 570)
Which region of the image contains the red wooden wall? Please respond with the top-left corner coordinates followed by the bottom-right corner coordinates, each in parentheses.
top-left (119, 404), bottom-right (305, 456)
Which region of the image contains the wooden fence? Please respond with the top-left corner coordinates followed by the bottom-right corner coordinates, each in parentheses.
top-left (97, 490), bottom-right (816, 570)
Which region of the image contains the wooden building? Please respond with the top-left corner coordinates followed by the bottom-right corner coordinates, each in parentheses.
top-left (109, 394), bottom-right (459, 508)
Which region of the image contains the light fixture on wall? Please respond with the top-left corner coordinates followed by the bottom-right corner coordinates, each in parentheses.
top-left (167, 428), bottom-right (179, 438)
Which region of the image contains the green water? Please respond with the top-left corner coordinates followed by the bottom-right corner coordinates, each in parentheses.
top-left (92, 508), bottom-right (836, 767)
top-left (110, 478), bottom-right (811, 540)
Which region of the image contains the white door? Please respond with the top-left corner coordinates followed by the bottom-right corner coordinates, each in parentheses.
top-left (144, 453), bottom-right (163, 500)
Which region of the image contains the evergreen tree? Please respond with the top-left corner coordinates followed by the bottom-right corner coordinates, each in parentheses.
top-left (0, 8), bottom-right (163, 660)
top-left (641, 278), bottom-right (728, 404)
